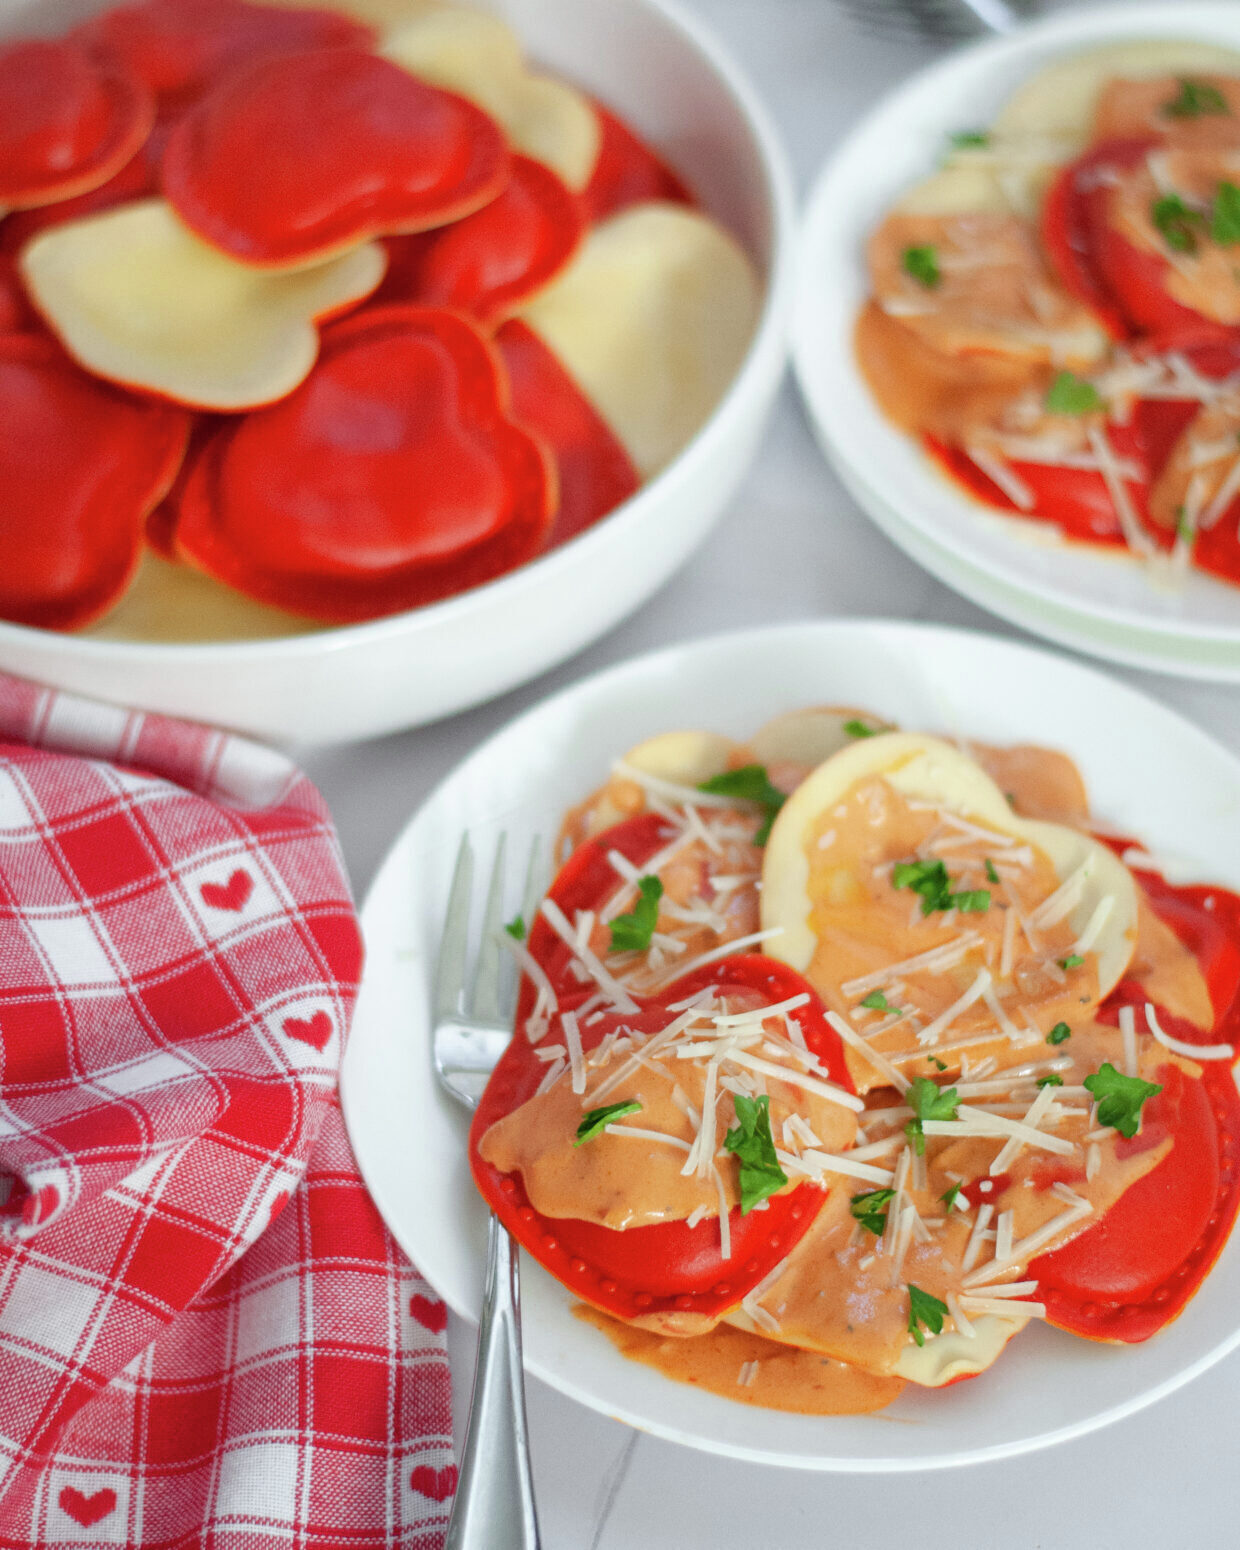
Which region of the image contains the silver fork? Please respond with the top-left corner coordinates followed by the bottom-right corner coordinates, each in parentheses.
top-left (433, 832), bottom-right (544, 1550)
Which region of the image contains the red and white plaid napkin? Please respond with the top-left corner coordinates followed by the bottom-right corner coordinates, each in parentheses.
top-left (0, 675), bottom-right (454, 1548)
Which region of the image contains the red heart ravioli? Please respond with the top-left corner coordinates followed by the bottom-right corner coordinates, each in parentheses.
top-left (380, 154), bottom-right (584, 326)
top-left (173, 305), bottom-right (555, 622)
top-left (470, 947), bottom-right (853, 1325)
top-left (1031, 1053), bottom-right (1240, 1343)
top-left (581, 102), bottom-right (693, 225)
top-left (163, 48), bottom-right (509, 267)
top-left (0, 128), bottom-right (159, 252)
top-left (0, 39), bottom-right (153, 209)
top-left (0, 334), bottom-right (190, 631)
top-left (496, 318), bottom-right (640, 547)
top-left (74, 0), bottom-right (372, 110)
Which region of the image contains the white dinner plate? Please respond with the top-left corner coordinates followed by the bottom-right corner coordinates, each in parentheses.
top-left (341, 619), bottom-right (1240, 1470)
top-left (794, 1), bottom-right (1240, 678)
top-left (836, 453), bottom-right (1240, 682)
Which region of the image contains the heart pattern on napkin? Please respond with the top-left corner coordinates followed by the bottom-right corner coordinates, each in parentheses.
top-left (59, 1486), bottom-right (117, 1527)
top-left (282, 1010), bottom-right (332, 1052)
top-left (408, 1293), bottom-right (447, 1334)
top-left (200, 868), bottom-right (253, 912)
top-left (409, 1464), bottom-right (456, 1504)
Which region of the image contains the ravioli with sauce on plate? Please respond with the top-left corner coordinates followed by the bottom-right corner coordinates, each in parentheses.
top-left (856, 42), bottom-right (1240, 593)
top-left (469, 707), bottom-right (1240, 1416)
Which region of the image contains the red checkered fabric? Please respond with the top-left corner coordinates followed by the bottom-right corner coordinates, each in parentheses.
top-left (0, 676), bottom-right (454, 1547)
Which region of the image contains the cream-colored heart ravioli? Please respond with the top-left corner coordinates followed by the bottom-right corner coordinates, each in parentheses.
top-left (381, 6), bottom-right (600, 191)
top-left (761, 733), bottom-right (1138, 1089)
top-left (521, 202), bottom-right (760, 479)
top-left (20, 199), bottom-right (386, 411)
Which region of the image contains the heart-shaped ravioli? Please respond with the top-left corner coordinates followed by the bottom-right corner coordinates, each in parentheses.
top-left (0, 334), bottom-right (190, 630)
top-left (172, 304), bottom-right (555, 621)
top-left (21, 199), bottom-right (386, 410)
top-left (380, 154), bottom-right (583, 325)
top-left (496, 317), bottom-right (639, 546)
top-left (761, 733), bottom-right (1139, 1088)
top-left (0, 39), bottom-right (153, 209)
top-left (73, 0), bottom-right (373, 109)
top-left (520, 202), bottom-right (761, 478)
top-left (381, 7), bottom-right (599, 192)
top-left (582, 102), bottom-right (692, 225)
top-left (163, 46), bottom-right (508, 266)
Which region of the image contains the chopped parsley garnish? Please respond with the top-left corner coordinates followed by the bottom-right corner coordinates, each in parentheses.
top-left (907, 1284), bottom-right (948, 1347)
top-left (575, 1100), bottom-right (642, 1145)
top-left (1151, 193), bottom-right (1206, 254)
top-left (1044, 370), bottom-right (1103, 416)
top-left (697, 764), bottom-right (786, 846)
top-left (985, 858), bottom-right (1000, 885)
top-left (850, 1187), bottom-right (896, 1236)
top-left (1163, 78), bottom-right (1229, 119)
top-left (904, 1077), bottom-right (959, 1156)
top-left (1037, 1073), bottom-right (1065, 1089)
top-left (860, 989), bottom-right (896, 1012)
top-left (1084, 1062), bottom-right (1163, 1140)
top-left (608, 874), bottom-right (663, 953)
top-left (892, 859), bottom-right (989, 916)
top-left (950, 128), bottom-right (989, 147)
top-left (940, 1181), bottom-right (964, 1212)
top-left (1058, 953), bottom-right (1084, 970)
top-left (902, 244), bottom-right (941, 288)
top-left (843, 718), bottom-right (882, 738)
top-left (1212, 180), bottom-right (1240, 246)
top-left (1047, 1022), bottom-right (1072, 1046)
top-left (928, 1056), bottom-right (947, 1072)
top-left (1176, 506), bottom-right (1197, 545)
top-left (504, 914), bottom-right (526, 941)
top-left (724, 1094), bottom-right (788, 1213)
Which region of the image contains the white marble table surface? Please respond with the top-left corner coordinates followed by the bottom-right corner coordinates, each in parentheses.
top-left (302, 3), bottom-right (1240, 1543)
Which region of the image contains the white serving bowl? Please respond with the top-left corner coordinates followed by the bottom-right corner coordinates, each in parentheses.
top-left (0, 0), bottom-right (794, 744)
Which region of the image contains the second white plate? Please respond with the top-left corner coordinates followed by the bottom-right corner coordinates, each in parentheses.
top-left (341, 619), bottom-right (1240, 1471)
top-left (794, 0), bottom-right (1240, 678)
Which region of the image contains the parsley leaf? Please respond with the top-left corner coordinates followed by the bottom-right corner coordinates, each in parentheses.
top-left (892, 859), bottom-right (988, 916)
top-left (1176, 506), bottom-right (1197, 546)
top-left (902, 244), bottom-right (941, 288)
top-left (850, 1187), bottom-right (895, 1236)
top-left (1058, 953), bottom-right (1084, 970)
top-left (950, 128), bottom-right (989, 147)
top-left (860, 989), bottom-right (896, 1012)
top-left (697, 765), bottom-right (786, 846)
top-left (1038, 1073), bottom-right (1065, 1088)
top-left (907, 1284), bottom-right (948, 1346)
top-left (1084, 1062), bottom-right (1163, 1140)
top-left (608, 874), bottom-right (663, 953)
top-left (844, 718), bottom-right (886, 738)
top-left (1045, 370), bottom-right (1103, 415)
top-left (928, 1056), bottom-right (947, 1072)
top-left (1163, 78), bottom-right (1229, 119)
top-left (724, 1094), bottom-right (788, 1213)
top-left (940, 1181), bottom-right (963, 1211)
top-left (1047, 1022), bottom-right (1072, 1046)
top-left (575, 1100), bottom-right (642, 1145)
top-left (985, 858), bottom-right (1000, 885)
top-left (504, 914), bottom-right (526, 941)
top-left (904, 1077), bottom-right (959, 1156)
top-left (1151, 193), bottom-right (1206, 254)
top-left (1213, 180), bottom-right (1240, 246)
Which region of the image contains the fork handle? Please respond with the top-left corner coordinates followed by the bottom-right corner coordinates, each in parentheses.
top-left (446, 1213), bottom-right (541, 1550)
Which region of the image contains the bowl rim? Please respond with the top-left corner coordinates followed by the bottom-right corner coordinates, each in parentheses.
top-left (2, 0), bottom-right (797, 664)
top-left (792, 0), bottom-right (1240, 649)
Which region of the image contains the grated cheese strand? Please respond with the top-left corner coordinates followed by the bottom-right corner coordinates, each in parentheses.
top-left (1145, 1002), bottom-right (1234, 1061)
top-left (540, 897), bottom-right (638, 1012)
